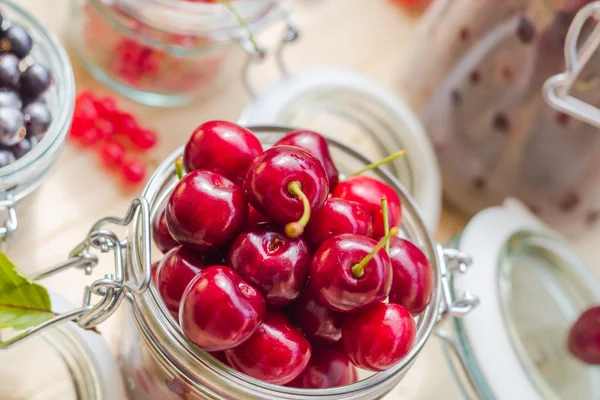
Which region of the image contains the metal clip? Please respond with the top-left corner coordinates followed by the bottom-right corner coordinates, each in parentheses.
top-left (437, 245), bottom-right (479, 322)
top-left (0, 197), bottom-right (17, 245)
top-left (0, 196), bottom-right (152, 349)
top-left (241, 10), bottom-right (300, 98)
top-left (543, 1), bottom-right (600, 128)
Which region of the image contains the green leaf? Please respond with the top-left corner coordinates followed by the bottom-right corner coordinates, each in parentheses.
top-left (0, 252), bottom-right (53, 331)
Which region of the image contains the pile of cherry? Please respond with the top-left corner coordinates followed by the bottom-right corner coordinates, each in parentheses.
top-left (69, 91), bottom-right (158, 185)
top-left (151, 120), bottom-right (434, 388)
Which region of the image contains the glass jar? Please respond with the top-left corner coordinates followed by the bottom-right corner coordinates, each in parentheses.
top-left (399, 0), bottom-right (600, 237)
top-left (0, 0), bottom-right (75, 242)
top-left (118, 126), bottom-right (473, 400)
top-left (68, 0), bottom-right (283, 107)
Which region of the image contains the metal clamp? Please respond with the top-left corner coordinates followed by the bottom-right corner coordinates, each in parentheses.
top-left (0, 196), bottom-right (152, 349)
top-left (241, 10), bottom-right (300, 98)
top-left (437, 245), bottom-right (479, 321)
top-left (0, 197), bottom-right (18, 245)
top-left (543, 1), bottom-right (600, 128)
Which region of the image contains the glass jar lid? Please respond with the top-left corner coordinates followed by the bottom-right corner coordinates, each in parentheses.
top-left (446, 199), bottom-right (600, 400)
top-left (238, 67), bottom-right (442, 232)
top-left (0, 292), bottom-right (125, 400)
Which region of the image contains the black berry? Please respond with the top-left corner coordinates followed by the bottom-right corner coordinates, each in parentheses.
top-left (20, 64), bottom-right (51, 101)
top-left (23, 101), bottom-right (52, 138)
top-left (1, 25), bottom-right (33, 59)
top-left (0, 107), bottom-right (25, 146)
top-left (0, 54), bottom-right (20, 88)
top-left (0, 89), bottom-right (22, 109)
top-left (10, 136), bottom-right (36, 159)
top-left (0, 148), bottom-right (15, 167)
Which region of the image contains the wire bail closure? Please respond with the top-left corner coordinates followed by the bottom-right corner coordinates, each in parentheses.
top-left (0, 196), bottom-right (152, 349)
top-left (544, 1), bottom-right (600, 127)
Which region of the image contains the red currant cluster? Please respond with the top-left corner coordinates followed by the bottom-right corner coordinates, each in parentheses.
top-left (112, 38), bottom-right (162, 87)
top-left (69, 91), bottom-right (158, 186)
top-left (150, 120), bottom-right (434, 389)
top-left (389, 0), bottom-right (430, 10)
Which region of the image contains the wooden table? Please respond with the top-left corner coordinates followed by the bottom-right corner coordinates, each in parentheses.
top-left (11, 0), bottom-right (599, 399)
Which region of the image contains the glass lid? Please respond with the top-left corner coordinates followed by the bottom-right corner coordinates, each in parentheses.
top-left (0, 293), bottom-right (125, 400)
top-left (238, 67), bottom-right (441, 232)
top-left (449, 199), bottom-right (600, 400)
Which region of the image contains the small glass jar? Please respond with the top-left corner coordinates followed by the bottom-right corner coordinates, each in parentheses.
top-left (68, 0), bottom-right (282, 107)
top-left (0, 1), bottom-right (75, 242)
top-left (399, 0), bottom-right (600, 237)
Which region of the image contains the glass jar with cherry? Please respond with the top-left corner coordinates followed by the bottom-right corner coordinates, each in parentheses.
top-left (68, 0), bottom-right (282, 107)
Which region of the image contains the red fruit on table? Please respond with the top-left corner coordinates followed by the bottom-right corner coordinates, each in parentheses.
top-left (309, 230), bottom-right (396, 313)
top-left (388, 237), bottom-right (434, 315)
top-left (180, 266), bottom-right (266, 352)
top-left (225, 312), bottom-right (312, 385)
top-left (568, 306), bottom-right (600, 365)
top-left (183, 121), bottom-right (263, 186)
top-left (244, 146), bottom-right (329, 237)
top-left (287, 288), bottom-right (344, 345)
top-left (227, 224), bottom-right (311, 308)
top-left (156, 246), bottom-right (207, 316)
top-left (130, 129), bottom-right (158, 150)
top-left (304, 198), bottom-right (372, 251)
top-left (274, 130), bottom-right (340, 190)
top-left (332, 176), bottom-right (402, 238)
top-left (152, 205), bottom-right (179, 254)
top-left (122, 158), bottom-right (147, 184)
top-left (288, 345), bottom-right (358, 389)
top-left (166, 170), bottom-right (248, 252)
top-left (100, 140), bottom-right (125, 168)
top-left (342, 303), bottom-right (416, 371)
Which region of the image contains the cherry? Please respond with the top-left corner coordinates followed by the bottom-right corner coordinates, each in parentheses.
top-left (151, 261), bottom-right (159, 285)
top-left (156, 246), bottom-right (207, 316)
top-left (244, 146), bottom-right (329, 238)
top-left (152, 205), bottom-right (179, 254)
top-left (342, 303), bottom-right (416, 371)
top-left (288, 345), bottom-right (357, 389)
top-left (209, 351), bottom-right (230, 366)
top-left (309, 229), bottom-right (397, 313)
top-left (227, 224), bottom-right (311, 308)
top-left (183, 121), bottom-right (262, 186)
top-left (225, 312), bottom-right (311, 385)
top-left (166, 170), bottom-right (248, 252)
top-left (287, 288), bottom-right (344, 345)
top-left (244, 205), bottom-right (271, 229)
top-left (304, 198), bottom-right (372, 251)
top-left (180, 266), bottom-right (265, 351)
top-left (568, 306), bottom-right (600, 365)
top-left (274, 130), bottom-right (339, 190)
top-left (332, 176), bottom-right (401, 238)
top-left (388, 237), bottom-right (433, 315)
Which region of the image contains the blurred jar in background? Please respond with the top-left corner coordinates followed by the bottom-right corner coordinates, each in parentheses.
top-left (400, 0), bottom-right (600, 236)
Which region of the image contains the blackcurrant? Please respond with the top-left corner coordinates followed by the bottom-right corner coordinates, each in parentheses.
top-left (1, 25), bottom-right (33, 59)
top-left (0, 89), bottom-right (22, 109)
top-left (23, 101), bottom-right (52, 138)
top-left (0, 54), bottom-right (20, 88)
top-left (19, 64), bottom-right (51, 101)
top-left (0, 148), bottom-right (15, 167)
top-left (0, 107), bottom-right (25, 146)
top-left (11, 136), bottom-right (36, 159)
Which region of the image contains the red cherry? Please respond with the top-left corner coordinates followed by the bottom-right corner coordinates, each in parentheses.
top-left (183, 121), bottom-right (263, 185)
top-left (568, 306), bottom-right (600, 365)
top-left (122, 158), bottom-right (146, 184)
top-left (100, 141), bottom-right (125, 168)
top-left (227, 224), bottom-right (310, 308)
top-left (244, 205), bottom-right (271, 229)
top-left (244, 146), bottom-right (329, 236)
top-left (166, 170), bottom-right (248, 252)
top-left (152, 205), bottom-right (179, 254)
top-left (131, 129), bottom-right (158, 150)
top-left (225, 312), bottom-right (311, 385)
top-left (332, 176), bottom-right (402, 238)
top-left (156, 246), bottom-right (207, 315)
top-left (388, 237), bottom-right (434, 315)
top-left (309, 230), bottom-right (396, 313)
top-left (180, 266), bottom-right (266, 351)
top-left (304, 198), bottom-right (372, 251)
top-left (287, 288), bottom-right (343, 345)
top-left (151, 261), bottom-right (159, 285)
top-left (209, 351), bottom-right (230, 366)
top-left (342, 303), bottom-right (416, 371)
top-left (288, 345), bottom-right (357, 389)
top-left (274, 130), bottom-right (340, 190)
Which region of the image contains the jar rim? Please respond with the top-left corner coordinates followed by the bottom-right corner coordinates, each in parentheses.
top-left (0, 0), bottom-right (75, 187)
top-left (130, 125), bottom-right (444, 399)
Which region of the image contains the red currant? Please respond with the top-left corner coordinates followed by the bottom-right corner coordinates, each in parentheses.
top-left (122, 158), bottom-right (146, 184)
top-left (100, 141), bottom-right (126, 168)
top-left (95, 97), bottom-right (118, 120)
top-left (130, 129), bottom-right (158, 149)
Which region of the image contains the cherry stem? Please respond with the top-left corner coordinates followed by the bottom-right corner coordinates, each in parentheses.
top-left (349, 150), bottom-right (407, 177)
top-left (175, 157), bottom-right (184, 180)
top-left (218, 0), bottom-right (261, 55)
top-left (382, 197), bottom-right (390, 254)
top-left (351, 227), bottom-right (399, 278)
top-left (285, 181), bottom-right (311, 238)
